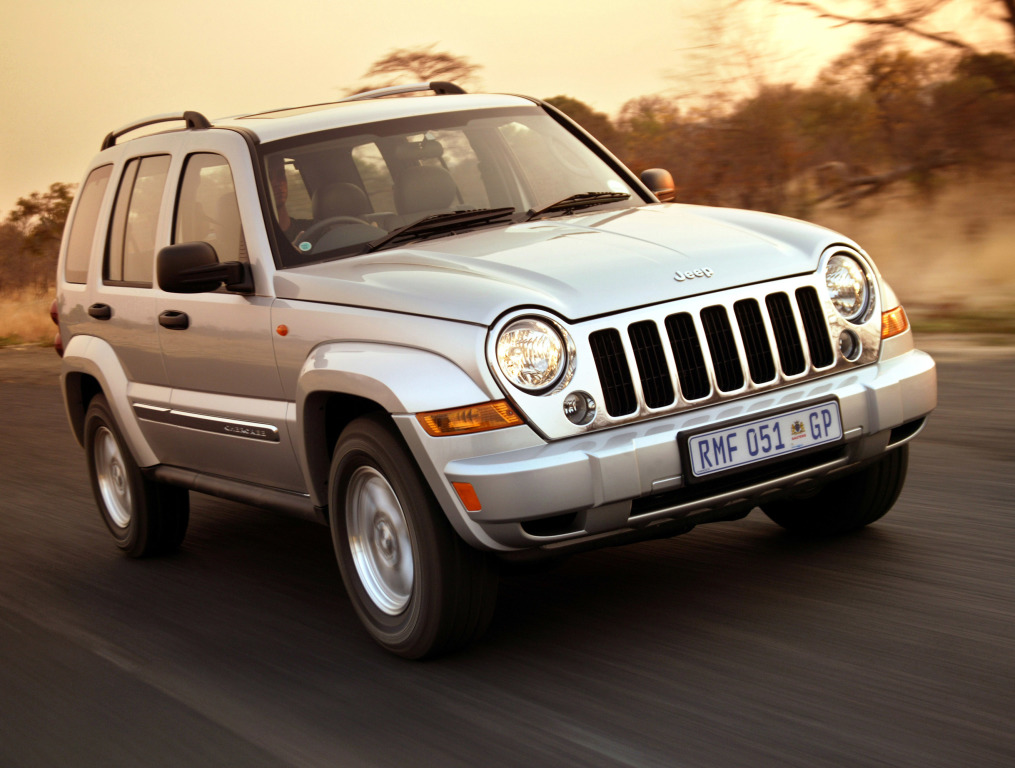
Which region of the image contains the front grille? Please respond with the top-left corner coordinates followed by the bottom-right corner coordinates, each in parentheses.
top-left (628, 320), bottom-right (674, 409)
top-left (701, 305), bottom-right (744, 392)
top-left (734, 299), bottom-right (776, 384)
top-left (589, 285), bottom-right (836, 418)
top-left (766, 292), bottom-right (806, 375)
top-left (796, 286), bottom-right (834, 367)
top-left (589, 328), bottom-right (637, 416)
top-left (665, 312), bottom-right (710, 401)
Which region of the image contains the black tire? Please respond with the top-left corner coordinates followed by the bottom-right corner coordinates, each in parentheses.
top-left (761, 445), bottom-right (909, 536)
top-left (83, 394), bottom-right (189, 557)
top-left (329, 414), bottom-right (499, 659)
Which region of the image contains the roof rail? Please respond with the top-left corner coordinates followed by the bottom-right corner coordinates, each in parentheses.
top-left (338, 81), bottom-right (466, 103)
top-left (101, 110), bottom-right (212, 151)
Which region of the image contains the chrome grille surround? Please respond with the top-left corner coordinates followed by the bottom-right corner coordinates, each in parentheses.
top-left (487, 247), bottom-right (885, 441)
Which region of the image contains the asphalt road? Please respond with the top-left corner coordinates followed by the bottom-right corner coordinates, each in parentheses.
top-left (1, 340), bottom-right (1013, 767)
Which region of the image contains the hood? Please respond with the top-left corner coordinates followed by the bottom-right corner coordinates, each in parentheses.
top-left (272, 204), bottom-right (852, 325)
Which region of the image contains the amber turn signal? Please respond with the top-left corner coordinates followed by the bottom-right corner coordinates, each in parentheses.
top-left (881, 306), bottom-right (909, 339)
top-left (417, 400), bottom-right (523, 436)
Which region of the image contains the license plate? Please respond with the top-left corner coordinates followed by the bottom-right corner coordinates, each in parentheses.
top-left (687, 401), bottom-right (842, 478)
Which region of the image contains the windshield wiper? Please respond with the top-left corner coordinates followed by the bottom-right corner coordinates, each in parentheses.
top-left (365, 207), bottom-right (516, 252)
top-left (526, 191), bottom-right (631, 221)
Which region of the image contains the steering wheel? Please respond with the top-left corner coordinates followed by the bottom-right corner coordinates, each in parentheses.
top-left (295, 216), bottom-right (373, 247)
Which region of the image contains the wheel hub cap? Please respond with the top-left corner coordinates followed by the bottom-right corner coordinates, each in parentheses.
top-left (94, 426), bottom-right (132, 529)
top-left (346, 466), bottom-right (414, 615)
top-left (374, 519), bottom-right (400, 566)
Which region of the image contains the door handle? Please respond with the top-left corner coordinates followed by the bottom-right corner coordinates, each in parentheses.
top-left (87, 303), bottom-right (112, 320)
top-left (158, 310), bottom-right (189, 330)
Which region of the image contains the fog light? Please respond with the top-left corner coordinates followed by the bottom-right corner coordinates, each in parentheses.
top-left (839, 329), bottom-right (862, 361)
top-left (563, 391), bottom-right (596, 425)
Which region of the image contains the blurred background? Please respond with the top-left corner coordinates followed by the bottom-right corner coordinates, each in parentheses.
top-left (2, 0), bottom-right (1013, 343)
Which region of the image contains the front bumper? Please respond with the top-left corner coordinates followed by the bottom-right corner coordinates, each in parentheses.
top-left (397, 348), bottom-right (936, 551)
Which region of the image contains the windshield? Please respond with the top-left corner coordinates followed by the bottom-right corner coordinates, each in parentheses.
top-left (261, 106), bottom-right (640, 267)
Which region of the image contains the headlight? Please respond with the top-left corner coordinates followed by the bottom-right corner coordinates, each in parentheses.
top-left (825, 253), bottom-right (872, 322)
top-left (496, 318), bottom-right (566, 392)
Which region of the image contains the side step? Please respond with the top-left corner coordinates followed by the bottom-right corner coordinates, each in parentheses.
top-left (146, 465), bottom-right (325, 524)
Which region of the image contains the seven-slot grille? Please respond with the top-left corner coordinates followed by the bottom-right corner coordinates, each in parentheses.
top-left (590, 286), bottom-right (835, 417)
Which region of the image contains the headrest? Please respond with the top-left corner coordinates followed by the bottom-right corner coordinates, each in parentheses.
top-left (394, 165), bottom-right (458, 216)
top-left (312, 182), bottom-right (370, 219)
top-left (395, 139), bottom-right (444, 162)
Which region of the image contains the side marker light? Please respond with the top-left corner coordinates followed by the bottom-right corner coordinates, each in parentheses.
top-left (453, 482), bottom-right (482, 512)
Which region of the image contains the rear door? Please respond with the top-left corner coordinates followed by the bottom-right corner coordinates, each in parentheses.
top-left (88, 153), bottom-right (173, 389)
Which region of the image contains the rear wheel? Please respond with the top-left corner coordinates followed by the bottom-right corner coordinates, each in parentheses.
top-left (761, 446), bottom-right (908, 536)
top-left (84, 394), bottom-right (189, 557)
top-left (329, 414), bottom-right (499, 658)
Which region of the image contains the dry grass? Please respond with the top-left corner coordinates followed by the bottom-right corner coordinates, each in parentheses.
top-left (0, 287), bottom-right (56, 346)
top-left (810, 171), bottom-right (1015, 321)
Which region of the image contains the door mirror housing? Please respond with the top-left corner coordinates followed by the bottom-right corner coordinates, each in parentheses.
top-left (157, 242), bottom-right (253, 293)
top-left (640, 168), bottom-right (676, 203)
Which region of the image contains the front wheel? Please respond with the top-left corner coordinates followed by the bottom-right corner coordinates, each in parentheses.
top-left (84, 394), bottom-right (189, 557)
top-left (761, 446), bottom-right (909, 536)
top-left (329, 414), bottom-right (498, 658)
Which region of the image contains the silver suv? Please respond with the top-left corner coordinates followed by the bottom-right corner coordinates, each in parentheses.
top-left (55, 82), bottom-right (937, 657)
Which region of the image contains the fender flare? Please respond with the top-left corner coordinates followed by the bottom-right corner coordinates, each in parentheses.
top-left (60, 334), bottom-right (160, 467)
top-left (295, 342), bottom-right (495, 508)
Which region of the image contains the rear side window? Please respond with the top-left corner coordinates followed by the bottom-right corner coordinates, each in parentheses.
top-left (175, 153), bottom-right (247, 263)
top-left (63, 165), bottom-right (113, 284)
top-left (105, 155), bottom-right (171, 285)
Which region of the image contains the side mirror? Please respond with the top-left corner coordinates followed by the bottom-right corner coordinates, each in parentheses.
top-left (157, 242), bottom-right (253, 293)
top-left (640, 168), bottom-right (676, 203)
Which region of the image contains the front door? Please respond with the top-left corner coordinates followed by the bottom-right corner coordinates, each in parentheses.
top-left (145, 148), bottom-right (304, 493)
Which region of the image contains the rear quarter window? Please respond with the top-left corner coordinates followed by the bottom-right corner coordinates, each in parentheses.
top-left (63, 165), bottom-right (113, 284)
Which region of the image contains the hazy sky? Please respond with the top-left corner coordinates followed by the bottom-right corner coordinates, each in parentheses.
top-left (0, 0), bottom-right (1000, 213)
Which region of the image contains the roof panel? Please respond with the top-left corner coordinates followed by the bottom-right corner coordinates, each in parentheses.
top-left (216, 93), bottom-right (535, 143)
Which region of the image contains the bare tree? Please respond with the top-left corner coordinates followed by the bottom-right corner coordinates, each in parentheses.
top-left (772, 0), bottom-right (1015, 54)
top-left (352, 44), bottom-right (483, 94)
